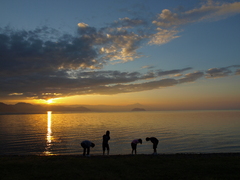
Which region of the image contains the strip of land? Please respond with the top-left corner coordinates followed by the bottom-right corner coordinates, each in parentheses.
top-left (1, 153), bottom-right (240, 180)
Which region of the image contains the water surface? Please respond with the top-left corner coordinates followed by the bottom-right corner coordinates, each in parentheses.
top-left (0, 110), bottom-right (239, 155)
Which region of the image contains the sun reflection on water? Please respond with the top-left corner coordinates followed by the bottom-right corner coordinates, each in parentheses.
top-left (44, 111), bottom-right (54, 155)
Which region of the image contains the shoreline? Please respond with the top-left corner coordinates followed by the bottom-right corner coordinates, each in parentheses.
top-left (1, 152), bottom-right (240, 157)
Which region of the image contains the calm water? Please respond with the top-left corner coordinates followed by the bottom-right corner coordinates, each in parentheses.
top-left (0, 111), bottom-right (240, 155)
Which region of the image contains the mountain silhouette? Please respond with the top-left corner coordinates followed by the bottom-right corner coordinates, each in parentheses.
top-left (131, 108), bottom-right (146, 111)
top-left (0, 102), bottom-right (91, 114)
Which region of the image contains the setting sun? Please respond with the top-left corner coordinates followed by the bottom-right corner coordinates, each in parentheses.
top-left (46, 99), bottom-right (53, 104)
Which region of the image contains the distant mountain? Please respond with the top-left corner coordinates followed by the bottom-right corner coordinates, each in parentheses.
top-left (47, 105), bottom-right (91, 112)
top-left (0, 102), bottom-right (155, 114)
top-left (14, 102), bottom-right (46, 113)
top-left (131, 108), bottom-right (146, 111)
top-left (79, 103), bottom-right (147, 112)
top-left (0, 102), bottom-right (91, 114)
top-left (0, 102), bottom-right (17, 113)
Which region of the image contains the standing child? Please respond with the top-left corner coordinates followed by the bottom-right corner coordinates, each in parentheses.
top-left (146, 137), bottom-right (159, 154)
top-left (102, 130), bottom-right (110, 155)
top-left (131, 139), bottom-right (142, 155)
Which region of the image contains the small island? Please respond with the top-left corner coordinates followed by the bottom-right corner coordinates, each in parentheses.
top-left (131, 108), bottom-right (146, 111)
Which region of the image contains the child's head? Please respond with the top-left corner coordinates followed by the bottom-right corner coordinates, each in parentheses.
top-left (91, 143), bottom-right (95, 148)
top-left (138, 139), bottom-right (142, 144)
top-left (146, 137), bottom-right (150, 141)
top-left (106, 131), bottom-right (110, 135)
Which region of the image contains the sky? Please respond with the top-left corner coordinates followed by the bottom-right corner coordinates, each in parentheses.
top-left (0, 0), bottom-right (240, 110)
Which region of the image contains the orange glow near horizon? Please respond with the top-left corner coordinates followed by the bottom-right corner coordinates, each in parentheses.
top-left (34, 98), bottom-right (60, 105)
top-left (46, 99), bottom-right (53, 104)
top-left (51, 94), bottom-right (140, 106)
top-left (2, 76), bottom-right (240, 110)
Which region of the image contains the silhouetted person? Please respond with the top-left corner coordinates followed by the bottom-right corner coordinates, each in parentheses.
top-left (102, 130), bottom-right (110, 155)
top-left (146, 137), bottom-right (159, 154)
top-left (81, 140), bottom-right (95, 156)
top-left (131, 139), bottom-right (142, 155)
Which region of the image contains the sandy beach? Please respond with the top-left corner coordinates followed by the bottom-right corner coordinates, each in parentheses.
top-left (1, 153), bottom-right (240, 180)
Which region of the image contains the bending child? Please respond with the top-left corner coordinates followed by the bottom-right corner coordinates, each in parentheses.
top-left (131, 139), bottom-right (142, 155)
top-left (146, 137), bottom-right (159, 154)
top-left (81, 140), bottom-right (95, 156)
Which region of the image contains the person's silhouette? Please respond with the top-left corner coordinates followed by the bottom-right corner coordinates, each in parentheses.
top-left (131, 139), bottom-right (142, 155)
top-left (146, 137), bottom-right (159, 154)
top-left (102, 130), bottom-right (110, 155)
top-left (81, 140), bottom-right (95, 156)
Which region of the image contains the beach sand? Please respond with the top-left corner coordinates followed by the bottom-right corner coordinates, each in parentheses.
top-left (1, 153), bottom-right (240, 180)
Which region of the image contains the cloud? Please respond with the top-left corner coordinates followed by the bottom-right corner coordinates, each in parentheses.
top-left (152, 9), bottom-right (185, 28)
top-left (141, 65), bottom-right (154, 69)
top-left (82, 78), bottom-right (179, 95)
top-left (148, 27), bottom-right (180, 45)
top-left (111, 17), bottom-right (147, 28)
top-left (152, 1), bottom-right (240, 28)
top-left (77, 23), bottom-right (89, 28)
top-left (0, 23), bottom-right (146, 79)
top-left (178, 71), bottom-right (204, 83)
top-left (236, 69), bottom-right (240, 75)
top-left (0, 26), bottom-right (100, 77)
top-left (173, 74), bottom-right (183, 77)
top-left (149, 1), bottom-right (240, 44)
top-left (1, 63), bottom-right (239, 100)
top-left (205, 67), bottom-right (232, 78)
top-left (1, 1), bottom-right (240, 100)
top-left (9, 93), bottom-right (23, 96)
top-left (157, 67), bottom-right (192, 77)
top-left (205, 65), bottom-right (240, 78)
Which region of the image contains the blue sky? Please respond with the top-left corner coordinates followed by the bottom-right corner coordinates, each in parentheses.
top-left (0, 0), bottom-right (240, 109)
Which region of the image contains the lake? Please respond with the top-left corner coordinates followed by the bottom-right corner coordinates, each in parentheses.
top-left (0, 110), bottom-right (240, 155)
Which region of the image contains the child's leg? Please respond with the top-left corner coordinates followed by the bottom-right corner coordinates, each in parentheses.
top-left (153, 143), bottom-right (157, 153)
top-left (102, 144), bottom-right (105, 155)
top-left (107, 144), bottom-right (110, 155)
top-left (81, 143), bottom-right (87, 156)
top-left (131, 143), bottom-right (136, 154)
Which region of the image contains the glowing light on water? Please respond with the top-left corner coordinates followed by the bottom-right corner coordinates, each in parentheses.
top-left (44, 111), bottom-right (53, 155)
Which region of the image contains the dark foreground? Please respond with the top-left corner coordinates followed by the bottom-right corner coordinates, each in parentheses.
top-left (1, 153), bottom-right (240, 180)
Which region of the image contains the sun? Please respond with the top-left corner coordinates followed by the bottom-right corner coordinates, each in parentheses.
top-left (34, 98), bottom-right (60, 105)
top-left (46, 99), bottom-right (53, 104)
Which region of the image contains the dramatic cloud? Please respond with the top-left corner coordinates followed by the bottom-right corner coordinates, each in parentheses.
top-left (1, 64), bottom-right (239, 100)
top-left (1, 1), bottom-right (240, 101)
top-left (150, 0), bottom-right (240, 44)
